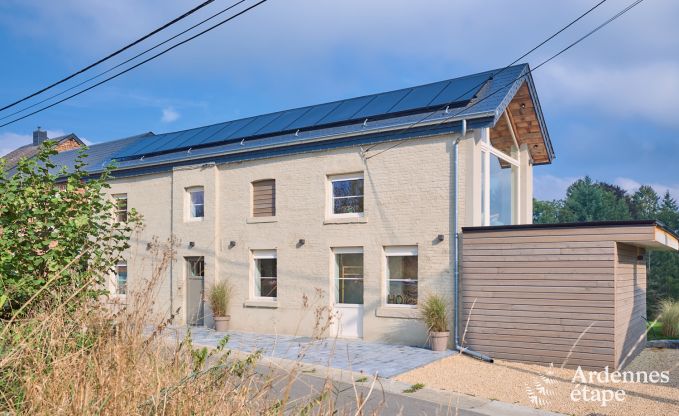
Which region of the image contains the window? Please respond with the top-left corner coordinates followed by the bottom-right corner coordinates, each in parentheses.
top-left (116, 261), bottom-right (128, 295)
top-left (187, 187), bottom-right (204, 219)
top-left (334, 248), bottom-right (363, 304)
top-left (113, 194), bottom-right (128, 222)
top-left (252, 179), bottom-right (276, 217)
top-left (252, 250), bottom-right (277, 299)
top-left (329, 173), bottom-right (364, 217)
top-left (187, 257), bottom-right (204, 278)
top-left (385, 246), bottom-right (418, 306)
top-left (480, 140), bottom-right (519, 226)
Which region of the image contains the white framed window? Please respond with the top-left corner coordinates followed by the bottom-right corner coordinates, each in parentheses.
top-left (479, 141), bottom-right (519, 226)
top-left (186, 187), bottom-right (204, 220)
top-left (113, 194), bottom-right (128, 222)
top-left (333, 247), bottom-right (364, 305)
top-left (252, 250), bottom-right (277, 299)
top-left (115, 261), bottom-right (128, 295)
top-left (328, 173), bottom-right (364, 218)
top-left (384, 246), bottom-right (418, 306)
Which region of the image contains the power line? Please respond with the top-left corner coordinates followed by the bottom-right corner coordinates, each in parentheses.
top-left (0, 0), bottom-right (269, 129)
top-left (0, 0), bottom-right (217, 113)
top-left (362, 0), bottom-right (608, 154)
top-left (0, 0), bottom-right (249, 122)
top-left (365, 0), bottom-right (645, 160)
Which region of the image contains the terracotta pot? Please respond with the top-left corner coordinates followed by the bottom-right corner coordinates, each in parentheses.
top-left (214, 316), bottom-right (230, 332)
top-left (429, 331), bottom-right (450, 351)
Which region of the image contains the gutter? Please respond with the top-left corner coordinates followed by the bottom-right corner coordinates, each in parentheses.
top-left (453, 120), bottom-right (493, 363)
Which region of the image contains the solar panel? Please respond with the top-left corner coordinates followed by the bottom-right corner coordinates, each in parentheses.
top-left (113, 70), bottom-right (493, 160)
top-left (228, 111), bottom-right (284, 139)
top-left (195, 118), bottom-right (254, 146)
top-left (428, 73), bottom-right (489, 107)
top-left (352, 89), bottom-right (411, 119)
top-left (141, 129), bottom-right (203, 154)
top-left (316, 95), bottom-right (375, 125)
top-left (388, 81), bottom-right (449, 113)
top-left (163, 122), bottom-right (231, 151)
top-left (285, 101), bottom-right (342, 130)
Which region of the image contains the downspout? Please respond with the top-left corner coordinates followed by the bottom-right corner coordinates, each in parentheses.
top-left (453, 119), bottom-right (493, 363)
top-left (169, 171), bottom-right (174, 316)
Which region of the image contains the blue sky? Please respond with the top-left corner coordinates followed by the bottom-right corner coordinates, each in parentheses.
top-left (1, 0), bottom-right (678, 200)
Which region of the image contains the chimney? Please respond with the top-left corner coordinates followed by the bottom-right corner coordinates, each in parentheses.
top-left (33, 127), bottom-right (48, 146)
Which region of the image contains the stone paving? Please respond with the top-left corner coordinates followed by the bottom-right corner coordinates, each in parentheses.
top-left (169, 326), bottom-right (454, 378)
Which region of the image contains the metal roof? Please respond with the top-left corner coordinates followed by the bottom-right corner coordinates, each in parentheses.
top-left (45, 64), bottom-right (553, 178)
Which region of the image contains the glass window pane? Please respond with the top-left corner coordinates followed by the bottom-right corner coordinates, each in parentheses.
top-left (256, 258), bottom-right (277, 278)
top-left (116, 263), bottom-right (127, 295)
top-left (333, 197), bottom-right (363, 214)
top-left (260, 277), bottom-right (277, 298)
top-left (191, 190), bottom-right (204, 205)
top-left (192, 204), bottom-right (204, 218)
top-left (332, 179), bottom-right (363, 197)
top-left (481, 151), bottom-right (487, 225)
top-left (336, 253), bottom-right (363, 304)
top-left (387, 256), bottom-right (418, 280)
top-left (338, 279), bottom-right (363, 304)
top-left (387, 281), bottom-right (418, 305)
top-left (489, 154), bottom-right (513, 225)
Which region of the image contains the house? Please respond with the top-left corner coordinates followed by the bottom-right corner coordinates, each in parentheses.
top-left (44, 64), bottom-right (678, 368)
top-left (1, 128), bottom-right (84, 170)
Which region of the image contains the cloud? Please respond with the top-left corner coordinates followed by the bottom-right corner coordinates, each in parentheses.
top-left (161, 107), bottom-right (179, 123)
top-left (614, 177), bottom-right (679, 201)
top-left (0, 129), bottom-right (65, 156)
top-left (541, 62), bottom-right (679, 127)
top-left (533, 173), bottom-right (581, 201)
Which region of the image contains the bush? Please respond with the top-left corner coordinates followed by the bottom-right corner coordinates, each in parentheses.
top-left (207, 280), bottom-right (232, 317)
top-left (0, 141), bottom-right (141, 318)
top-left (421, 294), bottom-right (449, 333)
top-left (658, 299), bottom-right (679, 339)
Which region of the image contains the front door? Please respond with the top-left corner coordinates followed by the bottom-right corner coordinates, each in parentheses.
top-left (332, 248), bottom-right (364, 338)
top-left (186, 257), bottom-right (205, 326)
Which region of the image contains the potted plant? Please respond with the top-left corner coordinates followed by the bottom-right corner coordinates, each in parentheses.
top-left (207, 281), bottom-right (232, 332)
top-left (421, 294), bottom-right (450, 351)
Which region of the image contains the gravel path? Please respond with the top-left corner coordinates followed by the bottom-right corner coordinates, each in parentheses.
top-left (396, 348), bottom-right (679, 416)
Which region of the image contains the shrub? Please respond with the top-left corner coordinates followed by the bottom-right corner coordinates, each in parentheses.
top-left (207, 280), bottom-right (232, 317)
top-left (0, 141), bottom-right (141, 318)
top-left (658, 299), bottom-right (679, 339)
top-left (421, 294), bottom-right (449, 333)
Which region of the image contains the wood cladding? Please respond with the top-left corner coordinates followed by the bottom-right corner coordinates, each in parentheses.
top-left (252, 179), bottom-right (275, 217)
top-left (461, 225), bottom-right (652, 369)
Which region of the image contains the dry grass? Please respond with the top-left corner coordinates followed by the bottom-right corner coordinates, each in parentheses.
top-left (397, 349), bottom-right (679, 416)
top-left (0, 238), bottom-right (382, 415)
top-left (658, 299), bottom-right (679, 338)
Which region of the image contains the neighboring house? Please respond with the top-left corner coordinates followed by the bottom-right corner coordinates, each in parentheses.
top-left (1, 128), bottom-right (84, 170)
top-left (47, 64), bottom-right (552, 346)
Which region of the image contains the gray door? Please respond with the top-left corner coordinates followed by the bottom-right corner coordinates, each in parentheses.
top-left (186, 257), bottom-right (205, 326)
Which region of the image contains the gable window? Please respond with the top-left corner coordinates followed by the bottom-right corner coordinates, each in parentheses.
top-left (116, 261), bottom-right (128, 295)
top-left (252, 179), bottom-right (276, 217)
top-left (252, 250), bottom-right (277, 299)
top-left (329, 173), bottom-right (364, 217)
top-left (385, 246), bottom-right (418, 306)
top-left (113, 194), bottom-right (128, 222)
top-left (187, 187), bottom-right (204, 220)
top-left (480, 145), bottom-right (519, 226)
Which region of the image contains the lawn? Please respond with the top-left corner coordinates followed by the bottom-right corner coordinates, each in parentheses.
top-left (647, 321), bottom-right (679, 341)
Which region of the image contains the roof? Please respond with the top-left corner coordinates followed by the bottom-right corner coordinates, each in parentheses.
top-left (46, 64), bottom-right (554, 179)
top-left (462, 220), bottom-right (679, 251)
top-left (1, 133), bottom-right (84, 170)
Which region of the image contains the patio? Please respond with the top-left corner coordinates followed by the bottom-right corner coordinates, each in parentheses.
top-left (169, 326), bottom-right (454, 378)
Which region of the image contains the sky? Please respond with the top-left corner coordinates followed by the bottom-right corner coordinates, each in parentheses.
top-left (0, 0), bottom-right (677, 201)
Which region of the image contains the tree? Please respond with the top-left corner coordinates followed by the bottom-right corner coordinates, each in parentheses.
top-left (559, 177), bottom-right (631, 222)
top-left (631, 185), bottom-right (660, 220)
top-left (0, 141), bottom-right (141, 318)
top-left (533, 199), bottom-right (563, 224)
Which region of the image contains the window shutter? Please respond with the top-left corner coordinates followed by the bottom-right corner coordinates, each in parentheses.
top-left (252, 179), bottom-right (275, 217)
